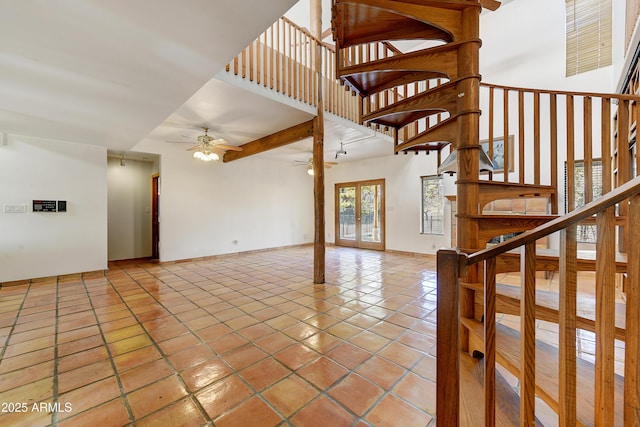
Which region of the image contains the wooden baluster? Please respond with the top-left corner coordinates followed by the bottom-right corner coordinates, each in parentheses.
top-left (488, 86), bottom-right (494, 181)
top-left (534, 91), bottom-right (541, 185)
top-left (550, 94), bottom-right (559, 214)
top-left (485, 257), bottom-right (497, 427)
top-left (249, 38), bottom-right (260, 84)
top-left (436, 249), bottom-right (461, 427)
top-left (288, 24), bottom-right (293, 97)
top-left (269, 25), bottom-right (274, 90)
top-left (503, 89), bottom-right (509, 183)
top-left (595, 205), bottom-right (616, 426)
top-left (303, 34), bottom-right (308, 104)
top-left (263, 32), bottom-right (268, 88)
top-left (601, 98), bottom-right (612, 194)
top-left (625, 194), bottom-right (640, 425)
top-left (618, 100), bottom-right (630, 251)
top-left (567, 95), bottom-right (576, 212)
top-left (520, 242), bottom-right (536, 425)
top-left (275, 21), bottom-right (280, 93)
top-left (242, 47), bottom-right (247, 79)
top-left (233, 55), bottom-right (239, 76)
top-left (518, 90), bottom-right (525, 184)
top-left (584, 97), bottom-right (593, 204)
top-left (559, 224), bottom-right (577, 426)
top-left (292, 28), bottom-right (297, 100)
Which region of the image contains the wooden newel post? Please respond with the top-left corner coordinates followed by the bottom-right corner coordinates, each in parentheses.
top-left (437, 248), bottom-right (464, 426)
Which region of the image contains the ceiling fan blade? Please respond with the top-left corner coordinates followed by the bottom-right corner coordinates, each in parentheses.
top-left (480, 0), bottom-right (501, 11)
top-left (166, 140), bottom-right (192, 144)
top-left (216, 144), bottom-right (243, 152)
top-left (324, 161), bottom-right (338, 166)
top-left (185, 145), bottom-right (200, 151)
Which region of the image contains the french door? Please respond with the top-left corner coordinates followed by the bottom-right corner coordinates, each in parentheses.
top-left (335, 179), bottom-right (385, 250)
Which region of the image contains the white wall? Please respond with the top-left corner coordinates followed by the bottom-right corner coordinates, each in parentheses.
top-left (0, 133), bottom-right (107, 282)
top-left (132, 139), bottom-right (314, 261)
top-left (480, 0), bottom-right (615, 92)
top-left (107, 157), bottom-right (153, 261)
top-left (325, 153), bottom-right (452, 254)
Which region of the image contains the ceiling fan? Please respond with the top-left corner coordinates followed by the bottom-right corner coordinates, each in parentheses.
top-left (169, 127), bottom-right (243, 161)
top-left (293, 157), bottom-right (338, 175)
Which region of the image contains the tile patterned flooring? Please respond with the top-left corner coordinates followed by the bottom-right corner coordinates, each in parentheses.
top-left (0, 246), bottom-right (440, 426)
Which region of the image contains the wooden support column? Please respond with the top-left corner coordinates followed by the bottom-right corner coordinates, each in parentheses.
top-left (312, 0), bottom-right (325, 284)
top-left (455, 5), bottom-right (481, 350)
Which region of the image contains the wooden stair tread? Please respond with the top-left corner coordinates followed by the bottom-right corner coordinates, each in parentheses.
top-left (459, 351), bottom-right (542, 426)
top-left (337, 40), bottom-right (470, 96)
top-left (496, 248), bottom-right (628, 273)
top-left (462, 319), bottom-right (625, 426)
top-left (495, 283), bottom-right (626, 341)
top-left (395, 115), bottom-right (459, 152)
top-left (332, 3), bottom-right (453, 50)
top-left (362, 79), bottom-right (459, 128)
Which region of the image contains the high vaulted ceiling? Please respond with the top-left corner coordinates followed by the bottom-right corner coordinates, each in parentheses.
top-left (0, 0), bottom-right (298, 151)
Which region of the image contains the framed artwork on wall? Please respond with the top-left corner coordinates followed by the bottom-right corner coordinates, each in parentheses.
top-left (481, 135), bottom-right (514, 173)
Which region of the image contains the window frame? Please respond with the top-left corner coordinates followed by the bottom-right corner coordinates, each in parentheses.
top-left (421, 175), bottom-right (445, 235)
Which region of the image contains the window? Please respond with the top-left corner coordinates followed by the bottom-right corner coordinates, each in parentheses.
top-left (422, 176), bottom-right (444, 234)
top-left (565, 159), bottom-right (603, 243)
top-left (566, 0), bottom-right (612, 76)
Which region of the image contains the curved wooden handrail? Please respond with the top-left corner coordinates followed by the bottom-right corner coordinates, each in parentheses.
top-left (466, 176), bottom-right (640, 267)
top-left (481, 82), bottom-right (640, 102)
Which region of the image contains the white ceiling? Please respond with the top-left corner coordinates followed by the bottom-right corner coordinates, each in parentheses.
top-left (0, 0), bottom-right (299, 151)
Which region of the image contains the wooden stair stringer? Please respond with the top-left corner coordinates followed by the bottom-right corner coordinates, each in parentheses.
top-left (462, 319), bottom-right (625, 426)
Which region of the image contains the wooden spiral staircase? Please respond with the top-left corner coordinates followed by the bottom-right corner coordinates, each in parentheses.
top-left (332, 0), bottom-right (640, 425)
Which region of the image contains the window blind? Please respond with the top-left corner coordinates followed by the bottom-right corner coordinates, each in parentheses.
top-left (566, 0), bottom-right (612, 76)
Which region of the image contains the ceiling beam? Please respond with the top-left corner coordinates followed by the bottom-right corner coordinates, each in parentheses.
top-left (223, 119), bottom-right (315, 162)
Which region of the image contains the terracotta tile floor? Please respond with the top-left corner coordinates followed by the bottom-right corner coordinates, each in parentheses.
top-left (0, 246), bottom-right (439, 426)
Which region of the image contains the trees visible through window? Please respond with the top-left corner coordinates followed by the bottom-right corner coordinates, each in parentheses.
top-left (422, 176), bottom-right (444, 235)
top-left (565, 159), bottom-right (603, 243)
top-left (566, 0), bottom-right (612, 77)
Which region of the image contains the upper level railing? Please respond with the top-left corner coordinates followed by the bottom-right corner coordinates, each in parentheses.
top-left (437, 176), bottom-right (640, 426)
top-left (225, 18), bottom-right (366, 129)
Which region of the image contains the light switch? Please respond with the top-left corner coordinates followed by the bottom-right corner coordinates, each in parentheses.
top-left (3, 204), bottom-right (27, 213)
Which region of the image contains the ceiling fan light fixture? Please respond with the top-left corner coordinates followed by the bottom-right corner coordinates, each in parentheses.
top-left (193, 150), bottom-right (219, 162)
top-left (306, 165), bottom-right (314, 176)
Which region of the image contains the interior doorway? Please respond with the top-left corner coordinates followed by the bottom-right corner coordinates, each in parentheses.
top-left (335, 179), bottom-right (385, 250)
top-left (152, 173), bottom-right (160, 259)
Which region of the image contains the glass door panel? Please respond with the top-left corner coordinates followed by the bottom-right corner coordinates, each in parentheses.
top-left (335, 179), bottom-right (384, 250)
top-left (338, 186), bottom-right (356, 243)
